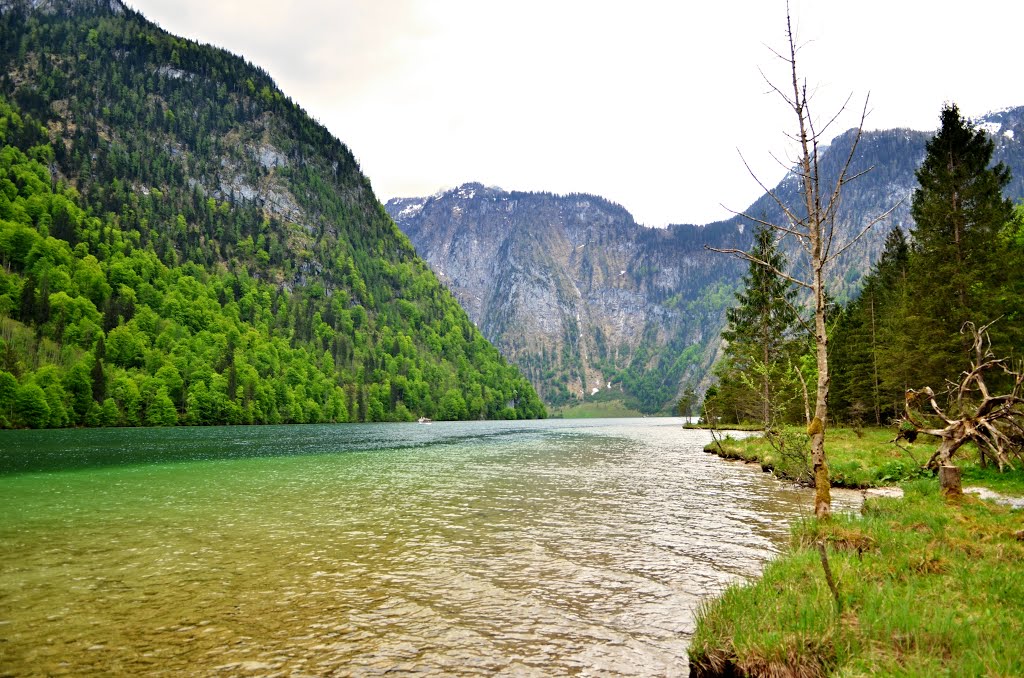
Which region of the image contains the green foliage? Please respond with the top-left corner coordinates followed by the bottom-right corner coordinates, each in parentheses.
top-left (0, 3), bottom-right (545, 429)
top-left (706, 427), bottom-right (928, 489)
top-left (675, 386), bottom-right (697, 417)
top-left (903, 103), bottom-right (1017, 387)
top-left (704, 226), bottom-right (805, 426)
top-left (14, 382), bottom-right (49, 428)
top-left (830, 226), bottom-right (913, 424)
top-left (829, 105), bottom-right (1024, 426)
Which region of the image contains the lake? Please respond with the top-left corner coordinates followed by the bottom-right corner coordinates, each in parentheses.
top-left (0, 418), bottom-right (858, 676)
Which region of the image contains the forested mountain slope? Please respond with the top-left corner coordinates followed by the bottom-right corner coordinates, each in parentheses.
top-left (388, 112), bottom-right (1024, 413)
top-left (0, 0), bottom-right (544, 428)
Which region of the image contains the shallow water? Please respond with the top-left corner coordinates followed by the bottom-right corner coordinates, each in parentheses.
top-left (0, 419), bottom-right (858, 676)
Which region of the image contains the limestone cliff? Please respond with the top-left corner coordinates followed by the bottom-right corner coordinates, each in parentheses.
top-left (388, 185), bottom-right (747, 412)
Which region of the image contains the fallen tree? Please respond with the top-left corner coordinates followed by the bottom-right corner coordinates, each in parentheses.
top-left (899, 322), bottom-right (1024, 480)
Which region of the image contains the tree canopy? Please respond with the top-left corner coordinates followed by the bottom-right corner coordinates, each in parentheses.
top-left (0, 2), bottom-right (545, 429)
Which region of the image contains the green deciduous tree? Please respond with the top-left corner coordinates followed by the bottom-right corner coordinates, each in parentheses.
top-left (0, 46), bottom-right (546, 431)
top-left (0, 369), bottom-right (17, 425)
top-left (437, 388), bottom-right (468, 421)
top-left (144, 387), bottom-right (178, 426)
top-left (14, 382), bottom-right (49, 428)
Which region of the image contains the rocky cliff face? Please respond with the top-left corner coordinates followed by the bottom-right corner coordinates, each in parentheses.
top-left (388, 186), bottom-right (748, 411)
top-left (387, 109), bottom-right (1024, 413)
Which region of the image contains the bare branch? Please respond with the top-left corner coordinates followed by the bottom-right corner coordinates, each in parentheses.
top-left (814, 92), bottom-right (855, 140)
top-left (704, 246), bottom-right (813, 289)
top-left (892, 440), bottom-right (924, 467)
top-left (732, 155), bottom-right (815, 261)
top-left (758, 66), bottom-right (798, 108)
top-left (901, 321), bottom-right (1024, 470)
top-left (827, 201), bottom-right (903, 262)
top-left (781, 291), bottom-right (814, 336)
top-left (822, 97), bottom-right (871, 261)
top-left (906, 387), bottom-right (956, 426)
top-left (720, 207), bottom-right (807, 243)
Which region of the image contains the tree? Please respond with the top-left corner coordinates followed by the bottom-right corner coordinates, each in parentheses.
top-left (91, 335), bottom-right (106, 403)
top-left (144, 387), bottom-right (178, 426)
top-left (99, 398), bottom-right (121, 427)
top-left (906, 104), bottom-right (1015, 388)
top-left (676, 386), bottom-right (698, 418)
top-left (14, 383), bottom-right (50, 428)
top-left (0, 370), bottom-right (17, 425)
top-left (437, 388), bottom-right (467, 421)
top-left (831, 226), bottom-right (911, 424)
top-left (717, 226), bottom-right (800, 428)
top-left (708, 8), bottom-right (893, 517)
top-left (0, 50), bottom-right (549, 431)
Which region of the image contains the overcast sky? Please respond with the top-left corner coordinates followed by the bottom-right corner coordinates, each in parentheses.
top-left (128, 0), bottom-right (1022, 226)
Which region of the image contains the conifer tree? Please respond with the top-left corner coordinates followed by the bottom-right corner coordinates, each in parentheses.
top-left (907, 104), bottom-right (1014, 387)
top-left (831, 227), bottom-right (910, 424)
top-left (716, 226), bottom-right (800, 427)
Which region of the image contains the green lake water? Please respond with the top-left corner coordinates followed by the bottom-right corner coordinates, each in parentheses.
top-left (0, 419), bottom-right (859, 676)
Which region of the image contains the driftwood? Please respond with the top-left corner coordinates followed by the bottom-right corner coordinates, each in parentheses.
top-left (900, 321), bottom-right (1024, 473)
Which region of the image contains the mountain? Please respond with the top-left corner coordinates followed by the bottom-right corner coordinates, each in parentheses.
top-left (0, 0), bottom-right (545, 428)
top-left (387, 111), bottom-right (1024, 414)
top-left (387, 186), bottom-right (749, 413)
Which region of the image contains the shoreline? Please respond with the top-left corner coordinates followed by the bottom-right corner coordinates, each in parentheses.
top-left (688, 428), bottom-right (1024, 677)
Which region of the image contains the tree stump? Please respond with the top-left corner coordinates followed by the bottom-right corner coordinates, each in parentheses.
top-left (939, 465), bottom-right (962, 497)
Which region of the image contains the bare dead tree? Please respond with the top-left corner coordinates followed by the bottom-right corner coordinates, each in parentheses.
top-left (901, 321), bottom-right (1024, 475)
top-left (707, 6), bottom-right (896, 518)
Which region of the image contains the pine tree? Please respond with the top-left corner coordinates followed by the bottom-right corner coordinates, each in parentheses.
top-left (716, 226), bottom-right (800, 427)
top-left (831, 227), bottom-right (910, 424)
top-left (907, 103), bottom-right (1015, 387)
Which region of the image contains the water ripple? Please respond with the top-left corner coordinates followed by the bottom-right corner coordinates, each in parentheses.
top-left (0, 419), bottom-right (859, 676)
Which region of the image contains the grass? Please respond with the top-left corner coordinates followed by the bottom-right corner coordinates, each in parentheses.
top-left (551, 399), bottom-right (646, 418)
top-left (685, 422), bottom-right (765, 431)
top-left (690, 428), bottom-right (1024, 677)
top-left (705, 427), bottom-right (933, 488)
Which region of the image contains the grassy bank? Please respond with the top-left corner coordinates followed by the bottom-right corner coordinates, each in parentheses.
top-left (685, 422), bottom-right (764, 431)
top-left (704, 427), bottom-right (931, 488)
top-left (691, 428), bottom-right (1024, 676)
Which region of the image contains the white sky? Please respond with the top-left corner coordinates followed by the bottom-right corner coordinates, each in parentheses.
top-left (127, 0), bottom-right (1022, 227)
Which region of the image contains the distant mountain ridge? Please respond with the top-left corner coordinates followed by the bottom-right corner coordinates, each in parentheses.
top-left (387, 109), bottom-right (1024, 413)
top-left (388, 184), bottom-right (749, 412)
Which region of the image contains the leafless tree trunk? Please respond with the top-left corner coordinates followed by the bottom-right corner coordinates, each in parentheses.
top-left (869, 295), bottom-right (881, 426)
top-left (794, 361), bottom-right (811, 426)
top-left (762, 340), bottom-right (772, 428)
top-left (707, 6), bottom-right (895, 518)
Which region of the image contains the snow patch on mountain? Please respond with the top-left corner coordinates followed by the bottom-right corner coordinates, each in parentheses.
top-left (398, 201), bottom-right (426, 219)
top-left (977, 121), bottom-right (1002, 137)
